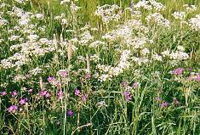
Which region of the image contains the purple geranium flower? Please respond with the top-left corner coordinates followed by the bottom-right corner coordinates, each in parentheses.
top-left (12, 90), bottom-right (18, 97)
top-left (86, 73), bottom-right (91, 79)
top-left (160, 101), bottom-right (168, 109)
top-left (7, 105), bottom-right (18, 113)
top-left (75, 89), bottom-right (81, 96)
top-left (187, 68), bottom-right (192, 71)
top-left (67, 110), bottom-right (74, 116)
top-left (27, 89), bottom-right (33, 93)
top-left (59, 70), bottom-right (68, 78)
top-left (45, 92), bottom-right (51, 98)
top-left (132, 82), bottom-right (139, 89)
top-left (57, 90), bottom-right (64, 100)
top-left (19, 98), bottom-right (27, 105)
top-left (172, 68), bottom-right (184, 75)
top-left (47, 76), bottom-right (56, 82)
top-left (123, 91), bottom-right (132, 101)
top-left (47, 76), bottom-right (60, 86)
top-left (81, 95), bottom-right (87, 102)
top-left (122, 81), bottom-right (127, 87)
top-left (0, 91), bottom-right (7, 96)
top-left (39, 90), bottom-right (51, 98)
top-left (40, 90), bottom-right (47, 96)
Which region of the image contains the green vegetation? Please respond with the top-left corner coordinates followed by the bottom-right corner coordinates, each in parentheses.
top-left (0, 0), bottom-right (200, 134)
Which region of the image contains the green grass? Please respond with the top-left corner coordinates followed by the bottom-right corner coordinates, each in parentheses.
top-left (0, 0), bottom-right (200, 134)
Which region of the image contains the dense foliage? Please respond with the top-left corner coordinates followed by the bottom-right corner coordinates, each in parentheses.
top-left (0, 0), bottom-right (200, 134)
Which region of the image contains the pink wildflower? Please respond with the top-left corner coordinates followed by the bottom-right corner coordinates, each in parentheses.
top-left (172, 68), bottom-right (184, 75)
top-left (47, 76), bottom-right (56, 82)
top-left (81, 95), bottom-right (87, 102)
top-left (0, 91), bottom-right (7, 96)
top-left (67, 110), bottom-right (74, 116)
top-left (45, 92), bottom-right (51, 98)
top-left (160, 101), bottom-right (168, 109)
top-left (40, 90), bottom-right (47, 96)
top-left (59, 70), bottom-right (68, 78)
top-left (27, 89), bottom-right (33, 93)
top-left (19, 98), bottom-right (27, 105)
top-left (122, 81), bottom-right (127, 87)
top-left (86, 73), bottom-right (91, 79)
top-left (133, 82), bottom-right (139, 89)
top-left (7, 105), bottom-right (18, 113)
top-left (75, 89), bottom-right (81, 96)
top-left (123, 91), bottom-right (132, 101)
top-left (39, 90), bottom-right (51, 98)
top-left (57, 90), bottom-right (64, 100)
top-left (12, 90), bottom-right (18, 97)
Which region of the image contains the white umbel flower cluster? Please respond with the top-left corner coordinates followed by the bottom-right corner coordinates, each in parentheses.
top-left (0, 18), bottom-right (8, 27)
top-left (172, 12), bottom-right (186, 20)
top-left (189, 14), bottom-right (200, 31)
top-left (89, 41), bottom-right (105, 48)
top-left (149, 0), bottom-right (165, 11)
top-left (0, 37), bottom-right (56, 69)
top-left (131, 57), bottom-right (149, 66)
top-left (95, 4), bottom-right (122, 24)
top-left (102, 18), bottom-right (149, 49)
top-left (79, 30), bottom-right (94, 45)
top-left (134, 1), bottom-right (152, 11)
top-left (161, 49), bottom-right (189, 60)
top-left (146, 13), bottom-right (170, 28)
top-left (141, 48), bottom-right (150, 56)
top-left (98, 50), bottom-right (131, 82)
top-left (152, 54), bottom-right (162, 61)
top-left (134, 0), bottom-right (165, 11)
top-left (183, 4), bottom-right (197, 13)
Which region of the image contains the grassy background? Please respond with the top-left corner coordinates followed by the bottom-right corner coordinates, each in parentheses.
top-left (1, 0), bottom-right (200, 134)
top-left (32, 0), bottom-right (200, 21)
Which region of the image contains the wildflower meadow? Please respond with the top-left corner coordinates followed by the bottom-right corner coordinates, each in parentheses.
top-left (0, 0), bottom-right (200, 134)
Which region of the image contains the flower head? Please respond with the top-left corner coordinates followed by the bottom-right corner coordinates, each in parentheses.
top-left (7, 105), bottom-right (18, 113)
top-left (75, 89), bottom-right (81, 96)
top-left (19, 98), bottom-right (27, 105)
top-left (86, 73), bottom-right (91, 79)
top-left (123, 91), bottom-right (132, 101)
top-left (172, 68), bottom-right (184, 75)
top-left (160, 101), bottom-right (168, 108)
top-left (47, 76), bottom-right (60, 86)
top-left (12, 90), bottom-right (18, 97)
top-left (67, 110), bottom-right (74, 116)
top-left (59, 70), bottom-right (68, 78)
top-left (47, 76), bottom-right (56, 82)
top-left (45, 92), bottom-right (51, 98)
top-left (40, 90), bottom-right (47, 96)
top-left (39, 90), bottom-right (51, 98)
top-left (0, 91), bottom-right (7, 96)
top-left (57, 90), bottom-right (64, 100)
top-left (133, 82), bottom-right (139, 89)
top-left (27, 89), bottom-right (33, 93)
top-left (81, 95), bottom-right (87, 102)
top-left (187, 68), bottom-right (192, 71)
top-left (122, 81), bottom-right (127, 87)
